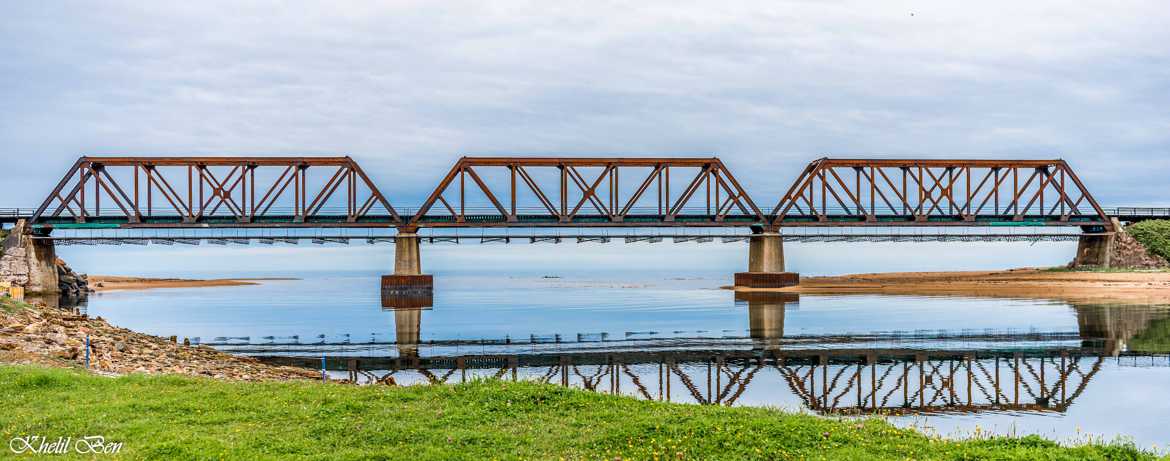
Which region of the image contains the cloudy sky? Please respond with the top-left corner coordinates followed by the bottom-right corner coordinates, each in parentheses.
top-left (2, 1), bottom-right (1168, 274)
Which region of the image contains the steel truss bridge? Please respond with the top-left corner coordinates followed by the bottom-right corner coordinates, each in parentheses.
top-left (3, 156), bottom-right (1160, 238)
top-left (249, 345), bottom-right (1154, 415)
top-left (39, 231), bottom-right (1094, 246)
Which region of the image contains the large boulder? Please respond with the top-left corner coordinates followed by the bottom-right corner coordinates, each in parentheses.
top-left (55, 258), bottom-right (90, 298)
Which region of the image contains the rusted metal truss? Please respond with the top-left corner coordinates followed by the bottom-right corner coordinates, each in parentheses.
top-left (409, 157), bottom-right (766, 227)
top-left (258, 349), bottom-right (1107, 414)
top-left (782, 353), bottom-right (1103, 415)
top-left (30, 157), bottom-right (401, 227)
top-left (771, 159), bottom-right (1114, 230)
top-left (23, 155), bottom-right (1118, 231)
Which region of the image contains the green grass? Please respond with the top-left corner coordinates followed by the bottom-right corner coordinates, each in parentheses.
top-left (1129, 220), bottom-right (1170, 262)
top-left (1129, 316), bottom-right (1170, 353)
top-left (0, 365), bottom-right (1158, 460)
top-left (0, 296), bottom-right (32, 313)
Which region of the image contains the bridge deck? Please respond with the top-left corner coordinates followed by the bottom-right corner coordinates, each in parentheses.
top-left (1, 210), bottom-right (1131, 229)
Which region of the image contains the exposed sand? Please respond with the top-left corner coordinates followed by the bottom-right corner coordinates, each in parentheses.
top-left (733, 268), bottom-right (1170, 304)
top-left (89, 276), bottom-right (297, 292)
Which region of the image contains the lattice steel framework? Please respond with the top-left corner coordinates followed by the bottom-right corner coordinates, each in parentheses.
top-left (30, 157), bottom-right (401, 227)
top-left (302, 350), bottom-right (1107, 414)
top-left (409, 157), bottom-right (767, 227)
top-left (780, 353), bottom-right (1104, 415)
top-left (771, 159), bottom-right (1114, 230)
top-left (21, 156), bottom-right (1118, 231)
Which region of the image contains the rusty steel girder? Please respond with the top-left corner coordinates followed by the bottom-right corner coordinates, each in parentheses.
top-left (408, 157), bottom-right (767, 227)
top-left (30, 156), bottom-right (401, 227)
top-left (770, 158), bottom-right (1114, 230)
top-left (24, 155), bottom-right (1117, 231)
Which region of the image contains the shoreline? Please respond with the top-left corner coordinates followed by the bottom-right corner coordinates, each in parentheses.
top-left (731, 268), bottom-right (1170, 304)
top-left (0, 297), bottom-right (319, 381)
top-left (88, 275), bottom-right (299, 292)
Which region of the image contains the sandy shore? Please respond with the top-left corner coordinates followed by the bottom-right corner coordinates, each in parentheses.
top-left (734, 268), bottom-right (1170, 304)
top-left (89, 276), bottom-right (297, 292)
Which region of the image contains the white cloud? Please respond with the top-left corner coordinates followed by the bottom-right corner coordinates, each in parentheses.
top-left (2, 0), bottom-right (1168, 207)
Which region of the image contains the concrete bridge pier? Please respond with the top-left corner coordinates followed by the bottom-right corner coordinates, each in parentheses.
top-left (394, 232), bottom-right (422, 275)
top-left (1072, 228), bottom-right (1115, 268)
top-left (734, 231), bottom-right (799, 289)
top-left (381, 229), bottom-right (433, 301)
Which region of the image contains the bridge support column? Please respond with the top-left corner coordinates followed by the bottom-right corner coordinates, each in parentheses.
top-left (1073, 233), bottom-right (1114, 268)
top-left (1071, 220), bottom-right (1122, 268)
top-left (382, 230), bottom-right (433, 302)
top-left (734, 232), bottom-right (799, 289)
top-left (394, 232), bottom-right (422, 275)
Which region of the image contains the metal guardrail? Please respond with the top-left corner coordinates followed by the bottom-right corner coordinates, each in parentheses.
top-left (1103, 207), bottom-right (1170, 217)
top-left (6, 206), bottom-right (1170, 222)
top-left (38, 233), bottom-right (1097, 246)
top-left (0, 208), bottom-right (35, 217)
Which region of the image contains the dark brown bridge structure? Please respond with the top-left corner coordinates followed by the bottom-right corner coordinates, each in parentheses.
top-left (0, 155), bottom-right (1157, 293)
top-left (14, 156), bottom-right (1119, 229)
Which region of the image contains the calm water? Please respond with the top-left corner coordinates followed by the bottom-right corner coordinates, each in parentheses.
top-left (76, 271), bottom-right (1170, 450)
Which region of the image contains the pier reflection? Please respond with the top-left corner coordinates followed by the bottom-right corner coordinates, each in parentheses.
top-left (736, 292), bottom-right (796, 350)
top-left (381, 290), bottom-right (429, 359)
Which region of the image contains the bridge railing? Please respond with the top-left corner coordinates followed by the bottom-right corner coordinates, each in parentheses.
top-left (12, 205), bottom-right (1170, 221)
top-left (1104, 207), bottom-right (1170, 217)
top-left (0, 208), bottom-right (36, 218)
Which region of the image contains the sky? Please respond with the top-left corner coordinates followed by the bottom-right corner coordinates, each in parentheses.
top-left (2, 1), bottom-right (1168, 275)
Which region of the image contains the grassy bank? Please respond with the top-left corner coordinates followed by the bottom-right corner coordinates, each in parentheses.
top-left (0, 365), bottom-right (1156, 460)
top-left (1129, 219), bottom-right (1170, 261)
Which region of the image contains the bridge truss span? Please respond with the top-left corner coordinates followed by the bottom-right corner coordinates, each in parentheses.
top-left (15, 155), bottom-right (1122, 233)
top-left (30, 157), bottom-right (403, 227)
top-left (771, 159), bottom-right (1115, 230)
top-left (409, 157), bottom-right (767, 228)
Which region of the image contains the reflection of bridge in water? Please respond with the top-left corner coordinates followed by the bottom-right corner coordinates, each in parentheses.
top-left (233, 293), bottom-right (1170, 415)
top-left (334, 350), bottom-right (1108, 415)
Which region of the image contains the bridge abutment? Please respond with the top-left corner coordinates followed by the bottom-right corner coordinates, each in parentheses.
top-left (1, 220), bottom-right (59, 295)
top-left (382, 231), bottom-right (433, 303)
top-left (1072, 218), bottom-right (1167, 269)
top-left (734, 232), bottom-right (799, 289)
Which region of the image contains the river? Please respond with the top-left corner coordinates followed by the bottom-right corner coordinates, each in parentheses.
top-left (65, 268), bottom-right (1170, 451)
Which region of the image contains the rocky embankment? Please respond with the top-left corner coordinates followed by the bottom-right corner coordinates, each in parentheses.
top-left (0, 300), bottom-right (319, 381)
top-left (55, 259), bottom-right (90, 298)
top-left (1105, 227), bottom-right (1169, 269)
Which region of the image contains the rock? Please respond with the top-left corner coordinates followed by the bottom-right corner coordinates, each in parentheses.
top-left (2, 299), bottom-right (320, 381)
top-left (1110, 226), bottom-right (1169, 269)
